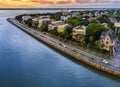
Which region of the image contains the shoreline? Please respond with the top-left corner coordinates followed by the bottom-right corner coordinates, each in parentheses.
top-left (7, 18), bottom-right (120, 77)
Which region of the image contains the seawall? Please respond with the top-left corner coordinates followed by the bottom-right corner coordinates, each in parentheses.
top-left (7, 18), bottom-right (120, 77)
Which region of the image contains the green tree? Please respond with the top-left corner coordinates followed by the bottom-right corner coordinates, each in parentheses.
top-left (109, 46), bottom-right (113, 55)
top-left (95, 40), bottom-right (100, 46)
top-left (49, 27), bottom-right (58, 35)
top-left (67, 17), bottom-right (81, 28)
top-left (15, 15), bottom-right (23, 22)
top-left (97, 17), bottom-right (109, 24)
top-left (25, 18), bottom-right (32, 27)
top-left (89, 36), bottom-right (94, 45)
top-left (80, 18), bottom-right (90, 26)
top-left (50, 13), bottom-right (61, 21)
top-left (74, 34), bottom-right (85, 43)
top-left (58, 26), bottom-right (72, 39)
top-left (85, 23), bottom-right (107, 44)
top-left (40, 25), bottom-right (48, 32)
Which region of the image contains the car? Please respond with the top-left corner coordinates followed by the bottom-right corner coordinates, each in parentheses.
top-left (103, 59), bottom-right (108, 64)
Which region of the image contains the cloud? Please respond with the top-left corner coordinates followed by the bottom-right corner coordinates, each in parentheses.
top-left (0, 0), bottom-right (120, 7)
top-left (75, 0), bottom-right (120, 3)
top-left (76, 0), bottom-right (95, 3)
top-left (31, 0), bottom-right (54, 4)
top-left (56, 0), bottom-right (74, 4)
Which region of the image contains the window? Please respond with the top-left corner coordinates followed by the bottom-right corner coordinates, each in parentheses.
top-left (106, 41), bottom-right (109, 44)
top-left (111, 41), bottom-right (113, 44)
top-left (106, 46), bottom-right (108, 48)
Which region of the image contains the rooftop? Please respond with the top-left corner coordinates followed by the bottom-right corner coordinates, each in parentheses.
top-left (101, 30), bottom-right (116, 40)
top-left (73, 25), bottom-right (86, 30)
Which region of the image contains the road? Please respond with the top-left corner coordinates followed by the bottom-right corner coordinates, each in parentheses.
top-left (113, 40), bottom-right (120, 68)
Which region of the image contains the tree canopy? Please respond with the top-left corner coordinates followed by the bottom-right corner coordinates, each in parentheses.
top-left (85, 23), bottom-right (107, 44)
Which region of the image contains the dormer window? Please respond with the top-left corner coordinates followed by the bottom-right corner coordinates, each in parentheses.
top-left (107, 37), bottom-right (109, 40)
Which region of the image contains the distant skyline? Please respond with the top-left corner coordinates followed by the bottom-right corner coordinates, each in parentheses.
top-left (0, 0), bottom-right (120, 8)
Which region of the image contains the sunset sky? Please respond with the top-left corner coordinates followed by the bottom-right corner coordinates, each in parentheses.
top-left (0, 0), bottom-right (120, 8)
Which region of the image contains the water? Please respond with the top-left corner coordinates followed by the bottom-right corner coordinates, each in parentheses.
top-left (0, 10), bottom-right (120, 87)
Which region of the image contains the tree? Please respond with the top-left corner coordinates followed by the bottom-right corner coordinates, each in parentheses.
top-left (67, 17), bottom-right (81, 28)
top-left (90, 19), bottom-right (98, 24)
top-left (95, 40), bottom-right (99, 46)
top-left (80, 18), bottom-right (90, 26)
top-left (97, 17), bottom-right (109, 24)
top-left (109, 46), bottom-right (113, 55)
top-left (74, 34), bottom-right (85, 43)
top-left (49, 27), bottom-right (58, 35)
top-left (117, 32), bottom-right (120, 40)
top-left (89, 36), bottom-right (94, 45)
top-left (115, 16), bottom-right (120, 22)
top-left (58, 26), bottom-right (72, 39)
top-left (40, 25), bottom-right (48, 32)
top-left (85, 23), bottom-right (107, 44)
top-left (25, 18), bottom-right (32, 27)
top-left (81, 41), bottom-right (87, 47)
top-left (15, 15), bottom-right (23, 22)
top-left (50, 13), bottom-right (61, 21)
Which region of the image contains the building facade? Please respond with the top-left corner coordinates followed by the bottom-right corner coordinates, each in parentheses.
top-left (100, 31), bottom-right (116, 53)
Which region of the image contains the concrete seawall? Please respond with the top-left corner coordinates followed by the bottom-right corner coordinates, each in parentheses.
top-left (7, 18), bottom-right (120, 77)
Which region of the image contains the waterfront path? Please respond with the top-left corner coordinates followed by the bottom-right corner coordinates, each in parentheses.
top-left (8, 18), bottom-right (120, 76)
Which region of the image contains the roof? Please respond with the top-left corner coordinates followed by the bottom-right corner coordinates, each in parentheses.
top-left (57, 24), bottom-right (69, 27)
top-left (22, 16), bottom-right (32, 21)
top-left (73, 25), bottom-right (86, 30)
top-left (101, 30), bottom-right (116, 40)
top-left (32, 18), bottom-right (50, 22)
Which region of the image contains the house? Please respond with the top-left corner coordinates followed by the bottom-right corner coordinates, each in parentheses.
top-left (48, 21), bottom-right (64, 30)
top-left (40, 16), bottom-right (50, 19)
top-left (100, 30), bottom-right (116, 53)
top-left (72, 12), bottom-right (79, 17)
top-left (114, 22), bottom-right (120, 34)
top-left (114, 22), bottom-right (120, 28)
top-left (61, 15), bottom-right (71, 21)
top-left (109, 16), bottom-right (117, 23)
top-left (72, 25), bottom-right (86, 42)
top-left (57, 24), bottom-right (69, 33)
top-left (22, 16), bottom-right (32, 24)
top-left (88, 17), bottom-right (97, 22)
top-left (101, 23), bottom-right (108, 28)
top-left (32, 17), bottom-right (51, 28)
top-left (72, 25), bottom-right (86, 36)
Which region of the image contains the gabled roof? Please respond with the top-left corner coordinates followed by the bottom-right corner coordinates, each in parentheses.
top-left (101, 30), bottom-right (116, 40)
top-left (73, 25), bottom-right (86, 30)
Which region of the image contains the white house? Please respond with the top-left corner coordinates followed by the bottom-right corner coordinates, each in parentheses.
top-left (73, 25), bottom-right (86, 36)
top-left (57, 24), bottom-right (69, 33)
top-left (48, 21), bottom-right (63, 30)
top-left (32, 17), bottom-right (51, 28)
top-left (22, 16), bottom-right (32, 23)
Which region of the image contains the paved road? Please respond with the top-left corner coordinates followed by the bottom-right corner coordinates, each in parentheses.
top-left (113, 40), bottom-right (120, 68)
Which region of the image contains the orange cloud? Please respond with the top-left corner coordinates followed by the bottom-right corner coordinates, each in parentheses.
top-left (0, 0), bottom-right (75, 7)
top-left (0, 0), bottom-right (120, 7)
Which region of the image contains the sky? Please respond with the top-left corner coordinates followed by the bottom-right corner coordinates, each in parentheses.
top-left (0, 0), bottom-right (120, 8)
